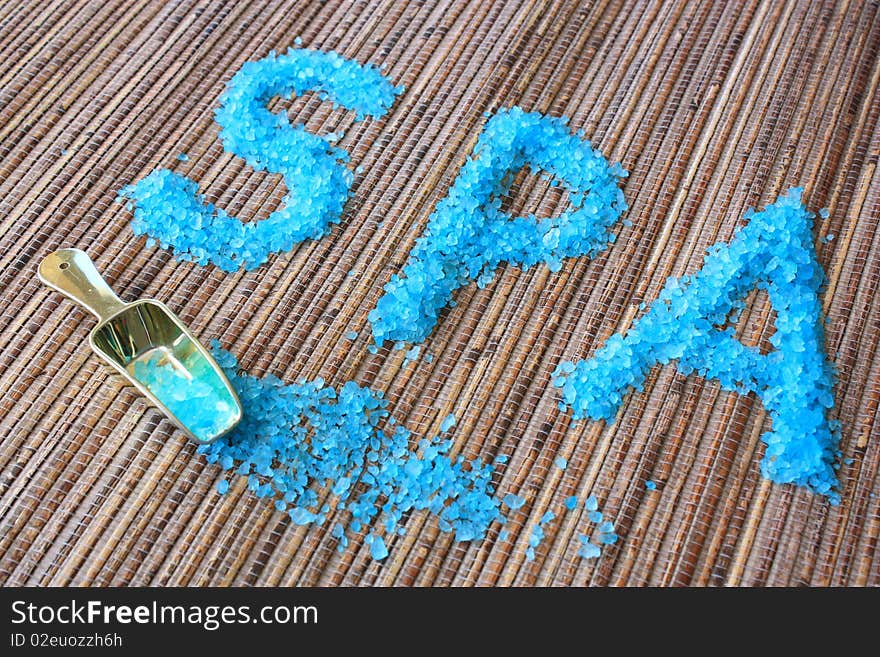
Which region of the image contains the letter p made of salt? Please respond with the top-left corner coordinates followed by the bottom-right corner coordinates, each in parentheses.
top-left (368, 107), bottom-right (628, 346)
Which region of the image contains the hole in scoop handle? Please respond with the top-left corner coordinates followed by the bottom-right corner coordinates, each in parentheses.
top-left (38, 248), bottom-right (128, 321)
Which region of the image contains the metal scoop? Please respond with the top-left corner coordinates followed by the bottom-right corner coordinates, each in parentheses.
top-left (38, 248), bottom-right (242, 444)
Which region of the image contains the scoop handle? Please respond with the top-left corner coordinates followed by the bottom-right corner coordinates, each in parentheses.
top-left (38, 248), bottom-right (128, 321)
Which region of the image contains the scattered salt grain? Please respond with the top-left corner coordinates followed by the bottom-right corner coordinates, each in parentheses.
top-left (578, 541), bottom-right (601, 560)
top-left (440, 413), bottom-right (456, 432)
top-left (369, 534), bottom-right (388, 561)
top-left (200, 343), bottom-right (502, 560)
top-left (404, 345), bottom-right (421, 363)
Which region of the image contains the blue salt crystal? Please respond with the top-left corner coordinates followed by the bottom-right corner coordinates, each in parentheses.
top-left (565, 496), bottom-right (578, 510)
top-left (826, 234), bottom-right (834, 242)
top-left (645, 480), bottom-right (657, 490)
top-left (578, 542), bottom-right (601, 560)
top-left (120, 49), bottom-right (402, 272)
top-left (404, 345), bottom-right (421, 363)
top-left (369, 106), bottom-right (627, 345)
top-left (440, 413), bottom-right (456, 432)
top-left (601, 533), bottom-right (619, 545)
top-left (553, 190), bottom-right (840, 502)
top-left (503, 493), bottom-right (526, 510)
top-left (585, 495), bottom-right (598, 511)
top-left (554, 456), bottom-right (568, 471)
top-left (526, 547), bottom-right (536, 562)
top-left (177, 152), bottom-right (189, 161)
top-left (198, 343), bottom-right (502, 560)
top-left (541, 511), bottom-right (555, 524)
top-left (599, 520), bottom-right (614, 534)
top-left (294, 36), bottom-right (303, 45)
top-left (289, 507), bottom-right (315, 525)
top-left (344, 330), bottom-right (359, 340)
top-left (588, 510), bottom-right (603, 523)
top-left (499, 529), bottom-right (510, 541)
top-left (425, 353), bottom-right (434, 363)
top-left (216, 480), bottom-right (230, 494)
top-left (494, 455), bottom-right (509, 464)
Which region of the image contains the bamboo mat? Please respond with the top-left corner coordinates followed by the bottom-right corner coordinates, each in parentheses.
top-left (0, 0), bottom-right (878, 587)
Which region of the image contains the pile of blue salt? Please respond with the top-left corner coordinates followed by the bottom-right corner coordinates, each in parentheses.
top-left (553, 189), bottom-right (840, 502)
top-left (120, 49), bottom-right (401, 271)
top-left (199, 342), bottom-right (502, 554)
top-left (369, 106), bottom-right (627, 345)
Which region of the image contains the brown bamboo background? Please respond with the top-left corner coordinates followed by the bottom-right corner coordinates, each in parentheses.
top-left (0, 0), bottom-right (878, 586)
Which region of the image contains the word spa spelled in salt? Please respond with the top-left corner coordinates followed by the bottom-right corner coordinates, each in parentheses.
top-left (118, 44), bottom-right (842, 565)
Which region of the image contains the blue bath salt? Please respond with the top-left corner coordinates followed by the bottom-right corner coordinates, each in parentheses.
top-left (584, 494), bottom-right (598, 511)
top-left (131, 350), bottom-right (238, 442)
top-left (553, 190), bottom-right (840, 502)
top-left (588, 510), bottom-right (603, 523)
top-left (440, 413), bottom-right (456, 432)
top-left (369, 106), bottom-right (627, 345)
top-left (578, 541), bottom-right (601, 560)
top-left (645, 480), bottom-right (657, 490)
top-left (198, 342), bottom-right (502, 557)
top-left (499, 529), bottom-right (510, 542)
top-left (525, 507), bottom-right (558, 561)
top-left (344, 330), bottom-right (359, 340)
top-left (177, 152), bottom-right (189, 161)
top-left (216, 480), bottom-right (230, 494)
top-left (565, 496), bottom-right (578, 510)
top-left (369, 534), bottom-right (388, 561)
top-left (404, 345), bottom-right (421, 363)
top-left (554, 456), bottom-right (568, 471)
top-left (120, 49), bottom-right (402, 271)
top-left (503, 493), bottom-right (526, 510)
